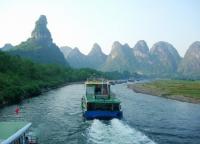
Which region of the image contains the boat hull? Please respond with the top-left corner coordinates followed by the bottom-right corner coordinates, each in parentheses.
top-left (83, 110), bottom-right (123, 120)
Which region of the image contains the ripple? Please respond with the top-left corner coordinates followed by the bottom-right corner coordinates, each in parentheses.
top-left (1, 84), bottom-right (200, 144)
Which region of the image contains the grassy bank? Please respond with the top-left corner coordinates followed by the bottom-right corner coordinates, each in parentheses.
top-left (128, 80), bottom-right (200, 103)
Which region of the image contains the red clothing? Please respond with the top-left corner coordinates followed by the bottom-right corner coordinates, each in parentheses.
top-left (15, 107), bottom-right (20, 114)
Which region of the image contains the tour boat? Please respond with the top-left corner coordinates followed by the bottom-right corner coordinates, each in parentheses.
top-left (0, 122), bottom-right (38, 144)
top-left (81, 78), bottom-right (123, 119)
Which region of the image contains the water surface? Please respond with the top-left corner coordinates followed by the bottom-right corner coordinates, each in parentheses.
top-left (0, 84), bottom-right (200, 144)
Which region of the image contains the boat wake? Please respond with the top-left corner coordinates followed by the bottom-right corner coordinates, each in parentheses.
top-left (86, 119), bottom-right (156, 144)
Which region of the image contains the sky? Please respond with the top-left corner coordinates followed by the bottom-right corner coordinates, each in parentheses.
top-left (0, 0), bottom-right (200, 56)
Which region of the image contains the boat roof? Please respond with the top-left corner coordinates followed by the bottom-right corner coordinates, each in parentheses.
top-left (0, 122), bottom-right (31, 144)
top-left (85, 95), bottom-right (121, 104)
top-left (85, 78), bottom-right (110, 85)
top-left (86, 81), bottom-right (110, 85)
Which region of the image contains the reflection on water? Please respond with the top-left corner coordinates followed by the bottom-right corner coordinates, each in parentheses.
top-left (0, 84), bottom-right (200, 144)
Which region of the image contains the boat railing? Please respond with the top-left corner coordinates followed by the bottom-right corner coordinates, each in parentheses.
top-left (95, 94), bottom-right (110, 99)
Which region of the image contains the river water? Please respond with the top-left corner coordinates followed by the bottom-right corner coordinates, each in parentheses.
top-left (0, 83), bottom-right (200, 144)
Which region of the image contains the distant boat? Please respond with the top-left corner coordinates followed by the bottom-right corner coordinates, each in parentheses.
top-left (81, 78), bottom-right (123, 120)
top-left (0, 122), bottom-right (38, 144)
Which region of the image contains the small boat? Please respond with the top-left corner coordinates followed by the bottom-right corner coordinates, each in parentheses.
top-left (81, 78), bottom-right (123, 120)
top-left (0, 121), bottom-right (38, 144)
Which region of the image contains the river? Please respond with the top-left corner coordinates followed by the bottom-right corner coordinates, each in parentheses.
top-left (0, 83), bottom-right (200, 144)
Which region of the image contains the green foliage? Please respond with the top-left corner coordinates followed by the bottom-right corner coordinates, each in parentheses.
top-left (9, 38), bottom-right (69, 66)
top-left (13, 39), bottom-right (42, 51)
top-left (0, 51), bottom-right (132, 105)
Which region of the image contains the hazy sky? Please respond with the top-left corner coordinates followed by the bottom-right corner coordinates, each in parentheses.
top-left (0, 0), bottom-right (200, 56)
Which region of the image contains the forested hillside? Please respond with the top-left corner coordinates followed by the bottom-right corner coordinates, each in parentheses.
top-left (0, 51), bottom-right (132, 106)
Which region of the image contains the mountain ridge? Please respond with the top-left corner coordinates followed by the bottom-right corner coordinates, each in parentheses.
top-left (1, 15), bottom-right (199, 78)
top-left (61, 40), bottom-right (199, 78)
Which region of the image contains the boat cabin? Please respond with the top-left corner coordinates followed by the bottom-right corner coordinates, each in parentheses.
top-left (82, 78), bottom-right (123, 119)
top-left (85, 79), bottom-right (111, 99)
top-left (83, 79), bottom-right (121, 112)
top-left (0, 122), bottom-right (38, 144)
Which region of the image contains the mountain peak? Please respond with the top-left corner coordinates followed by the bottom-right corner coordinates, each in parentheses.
top-left (31, 15), bottom-right (52, 43)
top-left (151, 41), bottom-right (172, 51)
top-left (188, 41), bottom-right (200, 50)
top-left (74, 47), bottom-right (80, 52)
top-left (150, 41), bottom-right (181, 72)
top-left (92, 43), bottom-right (101, 51)
top-left (183, 41), bottom-right (200, 59)
top-left (70, 47), bottom-right (84, 56)
top-left (111, 41), bottom-right (123, 52)
top-left (178, 41), bottom-right (200, 76)
top-left (133, 40), bottom-right (149, 59)
top-left (112, 41), bottom-right (122, 48)
top-left (88, 43), bottom-right (104, 56)
top-left (93, 43), bottom-right (101, 48)
top-left (150, 41), bottom-right (180, 58)
top-left (0, 43), bottom-right (14, 51)
top-left (123, 43), bottom-right (131, 48)
top-left (134, 40), bottom-right (149, 53)
top-left (37, 15), bottom-right (47, 26)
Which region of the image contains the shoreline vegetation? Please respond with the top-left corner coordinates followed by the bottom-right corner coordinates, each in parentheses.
top-left (0, 51), bottom-right (133, 108)
top-left (128, 80), bottom-right (200, 104)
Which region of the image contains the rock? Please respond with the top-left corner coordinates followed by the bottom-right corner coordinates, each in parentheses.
top-left (31, 15), bottom-right (52, 43)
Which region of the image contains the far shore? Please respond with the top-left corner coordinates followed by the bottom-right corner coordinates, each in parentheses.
top-left (127, 80), bottom-right (200, 104)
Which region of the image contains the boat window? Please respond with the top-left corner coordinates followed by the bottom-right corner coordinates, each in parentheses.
top-left (95, 103), bottom-right (111, 110)
top-left (95, 85), bottom-right (101, 95)
top-left (86, 86), bottom-right (95, 95)
top-left (102, 84), bottom-right (109, 95)
top-left (94, 84), bottom-right (110, 95)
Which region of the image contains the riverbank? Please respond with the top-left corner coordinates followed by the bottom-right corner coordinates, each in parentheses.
top-left (127, 80), bottom-right (200, 104)
top-left (1, 51), bottom-right (118, 108)
top-left (1, 50), bottom-right (137, 108)
top-left (0, 81), bottom-right (84, 108)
